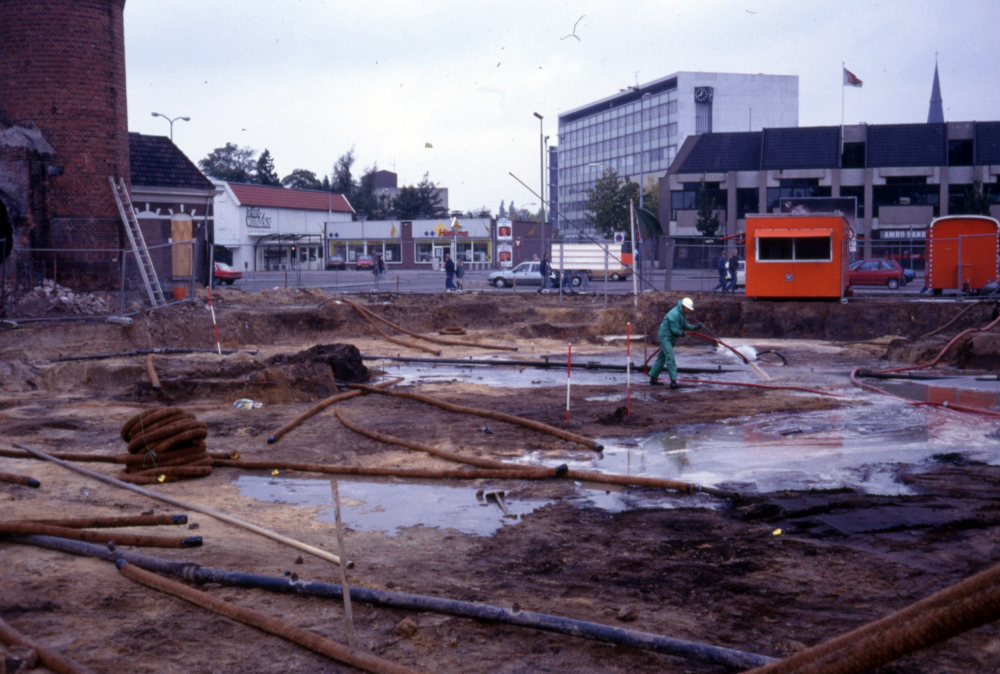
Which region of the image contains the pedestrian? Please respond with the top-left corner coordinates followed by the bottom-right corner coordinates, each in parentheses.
top-left (713, 251), bottom-right (728, 292)
top-left (649, 297), bottom-right (702, 389)
top-left (726, 250), bottom-right (740, 293)
top-left (539, 254), bottom-right (551, 293)
top-left (455, 256), bottom-right (465, 290)
top-left (444, 253), bottom-right (455, 291)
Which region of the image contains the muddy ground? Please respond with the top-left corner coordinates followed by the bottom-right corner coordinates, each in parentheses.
top-left (2, 291), bottom-right (1000, 673)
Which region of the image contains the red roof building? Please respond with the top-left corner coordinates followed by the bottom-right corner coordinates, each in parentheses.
top-left (227, 183), bottom-right (354, 214)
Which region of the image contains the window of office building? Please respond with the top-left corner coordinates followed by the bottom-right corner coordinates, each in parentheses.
top-left (671, 182), bottom-right (724, 219)
top-left (837, 186), bottom-right (864, 218)
top-left (736, 188), bottom-right (759, 219)
top-left (985, 182), bottom-right (1000, 204)
top-left (766, 179), bottom-right (831, 212)
top-left (948, 139), bottom-right (974, 167)
top-left (842, 142), bottom-right (865, 169)
top-left (873, 176), bottom-right (939, 217)
top-left (948, 184), bottom-right (973, 214)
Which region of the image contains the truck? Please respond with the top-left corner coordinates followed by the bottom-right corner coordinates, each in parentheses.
top-left (552, 242), bottom-right (632, 282)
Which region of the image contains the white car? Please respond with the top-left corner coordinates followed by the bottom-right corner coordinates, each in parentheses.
top-left (737, 259), bottom-right (746, 287)
top-left (488, 262), bottom-right (580, 288)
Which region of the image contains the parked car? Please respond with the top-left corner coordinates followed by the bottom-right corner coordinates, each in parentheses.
top-left (848, 259), bottom-right (906, 289)
top-left (487, 262), bottom-right (581, 288)
top-left (326, 254), bottom-right (346, 270)
top-left (213, 261), bottom-right (242, 285)
top-left (355, 254), bottom-right (375, 271)
top-left (736, 259), bottom-right (746, 287)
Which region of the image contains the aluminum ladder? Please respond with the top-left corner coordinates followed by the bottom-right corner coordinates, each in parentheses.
top-left (109, 176), bottom-right (166, 308)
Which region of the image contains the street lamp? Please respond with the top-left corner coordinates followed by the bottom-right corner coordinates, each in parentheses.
top-left (533, 112), bottom-right (545, 253)
top-left (151, 112), bottom-right (190, 141)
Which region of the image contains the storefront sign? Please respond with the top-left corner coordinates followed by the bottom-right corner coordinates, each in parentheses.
top-left (878, 228), bottom-right (926, 240)
top-left (498, 243), bottom-right (513, 268)
top-left (245, 207), bottom-right (272, 229)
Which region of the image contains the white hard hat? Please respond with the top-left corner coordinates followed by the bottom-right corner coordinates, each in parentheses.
top-left (681, 298), bottom-right (694, 311)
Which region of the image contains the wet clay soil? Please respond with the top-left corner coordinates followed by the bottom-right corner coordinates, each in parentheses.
top-left (1, 291), bottom-right (999, 673)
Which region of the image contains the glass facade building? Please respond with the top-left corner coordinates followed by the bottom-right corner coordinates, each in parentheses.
top-left (557, 85), bottom-right (680, 235)
top-left (556, 71), bottom-right (799, 237)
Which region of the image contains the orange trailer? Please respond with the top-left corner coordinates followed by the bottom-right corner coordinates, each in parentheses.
top-left (744, 214), bottom-right (851, 299)
top-left (926, 215), bottom-right (1000, 293)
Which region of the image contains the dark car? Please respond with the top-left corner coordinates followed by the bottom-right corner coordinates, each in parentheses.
top-left (849, 259), bottom-right (906, 289)
top-left (213, 261), bottom-right (242, 285)
top-left (355, 254), bottom-right (375, 271)
top-left (326, 254), bottom-right (346, 270)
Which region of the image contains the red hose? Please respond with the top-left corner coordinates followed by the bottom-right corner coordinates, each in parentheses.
top-left (851, 314), bottom-right (1000, 418)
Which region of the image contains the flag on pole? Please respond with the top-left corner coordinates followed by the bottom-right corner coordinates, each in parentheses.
top-left (843, 68), bottom-right (863, 88)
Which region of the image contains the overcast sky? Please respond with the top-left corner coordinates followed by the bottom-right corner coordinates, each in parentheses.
top-left (124, 0), bottom-right (1000, 213)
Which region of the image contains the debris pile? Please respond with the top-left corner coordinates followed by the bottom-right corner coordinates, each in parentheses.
top-left (15, 279), bottom-right (114, 316)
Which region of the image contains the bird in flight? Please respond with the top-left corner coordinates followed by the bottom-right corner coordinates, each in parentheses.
top-left (561, 15), bottom-right (585, 41)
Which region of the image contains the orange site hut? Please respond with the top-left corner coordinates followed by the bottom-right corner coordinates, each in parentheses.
top-left (744, 214), bottom-right (851, 299)
top-left (926, 215), bottom-right (1000, 293)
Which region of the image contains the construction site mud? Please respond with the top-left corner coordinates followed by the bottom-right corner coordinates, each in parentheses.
top-left (2, 291), bottom-right (1000, 673)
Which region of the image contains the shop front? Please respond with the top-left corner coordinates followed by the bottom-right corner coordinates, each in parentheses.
top-left (870, 227), bottom-right (926, 272)
top-left (326, 218), bottom-right (494, 270)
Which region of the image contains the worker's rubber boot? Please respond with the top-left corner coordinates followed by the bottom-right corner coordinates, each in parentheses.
top-left (670, 381), bottom-right (679, 389)
top-left (649, 379), bottom-right (663, 386)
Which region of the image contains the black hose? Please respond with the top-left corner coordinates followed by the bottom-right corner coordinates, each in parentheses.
top-left (362, 354), bottom-right (733, 375)
top-left (10, 535), bottom-right (775, 670)
top-left (755, 350), bottom-right (789, 367)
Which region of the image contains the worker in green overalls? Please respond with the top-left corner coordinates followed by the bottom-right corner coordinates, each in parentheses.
top-left (649, 297), bottom-right (702, 389)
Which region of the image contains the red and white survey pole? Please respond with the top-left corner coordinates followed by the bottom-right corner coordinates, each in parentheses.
top-left (566, 343), bottom-right (572, 423)
top-left (206, 287), bottom-right (222, 356)
top-left (626, 322), bottom-right (631, 415)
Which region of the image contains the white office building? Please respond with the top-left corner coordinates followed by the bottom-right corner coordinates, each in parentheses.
top-left (556, 71), bottom-right (798, 235)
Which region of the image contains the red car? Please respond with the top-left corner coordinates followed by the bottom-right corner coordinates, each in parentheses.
top-left (213, 261), bottom-right (243, 285)
top-left (848, 259), bottom-right (906, 289)
top-left (355, 254), bottom-right (375, 271)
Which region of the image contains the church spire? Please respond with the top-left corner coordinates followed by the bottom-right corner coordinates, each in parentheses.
top-left (927, 57), bottom-right (944, 124)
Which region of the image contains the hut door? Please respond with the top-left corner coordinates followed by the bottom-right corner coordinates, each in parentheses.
top-left (171, 215), bottom-right (193, 277)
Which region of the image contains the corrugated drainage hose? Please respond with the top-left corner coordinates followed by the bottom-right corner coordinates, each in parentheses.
top-left (119, 406), bottom-right (213, 483)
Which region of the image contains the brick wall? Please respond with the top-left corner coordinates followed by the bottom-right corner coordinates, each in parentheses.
top-left (0, 0), bottom-right (129, 251)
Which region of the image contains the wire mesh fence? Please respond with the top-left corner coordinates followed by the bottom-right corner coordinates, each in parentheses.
top-left (2, 240), bottom-right (197, 321)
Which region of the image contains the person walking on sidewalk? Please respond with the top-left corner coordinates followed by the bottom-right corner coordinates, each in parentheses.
top-left (444, 254), bottom-right (456, 291)
top-left (455, 257), bottom-right (465, 290)
top-left (539, 254), bottom-right (551, 292)
top-left (713, 252), bottom-right (728, 292)
top-left (649, 297), bottom-right (702, 389)
top-left (726, 251), bottom-right (740, 293)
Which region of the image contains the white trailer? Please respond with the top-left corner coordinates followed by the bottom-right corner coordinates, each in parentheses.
top-left (554, 242), bottom-right (632, 281)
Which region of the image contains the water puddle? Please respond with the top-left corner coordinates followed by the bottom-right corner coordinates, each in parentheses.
top-left (233, 475), bottom-right (545, 537)
top-left (369, 350), bottom-right (732, 389)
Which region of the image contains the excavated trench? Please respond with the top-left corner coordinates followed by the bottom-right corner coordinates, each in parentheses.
top-left (3, 291), bottom-right (1000, 674)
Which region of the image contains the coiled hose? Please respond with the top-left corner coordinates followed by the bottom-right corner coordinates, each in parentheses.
top-left (119, 406), bottom-right (213, 484)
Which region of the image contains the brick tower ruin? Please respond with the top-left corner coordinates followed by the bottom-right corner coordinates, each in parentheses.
top-left (0, 0), bottom-right (129, 288)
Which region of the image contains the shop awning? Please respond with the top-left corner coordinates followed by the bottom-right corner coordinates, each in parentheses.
top-left (754, 228), bottom-right (832, 238)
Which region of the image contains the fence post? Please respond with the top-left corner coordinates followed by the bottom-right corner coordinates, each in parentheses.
top-left (119, 248), bottom-right (127, 316)
top-left (604, 249), bottom-right (608, 306)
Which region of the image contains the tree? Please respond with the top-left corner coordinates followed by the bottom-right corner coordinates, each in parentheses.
top-left (498, 201), bottom-right (506, 218)
top-left (330, 148), bottom-right (355, 195)
top-left (641, 179), bottom-right (659, 215)
top-left (199, 143), bottom-right (256, 183)
top-left (963, 176), bottom-right (993, 216)
top-left (281, 169), bottom-right (323, 190)
top-left (393, 173), bottom-right (447, 219)
top-left (464, 206), bottom-right (492, 218)
top-left (694, 176), bottom-right (721, 237)
top-left (584, 168), bottom-right (640, 237)
top-left (508, 200), bottom-right (516, 219)
top-left (253, 149), bottom-right (280, 186)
